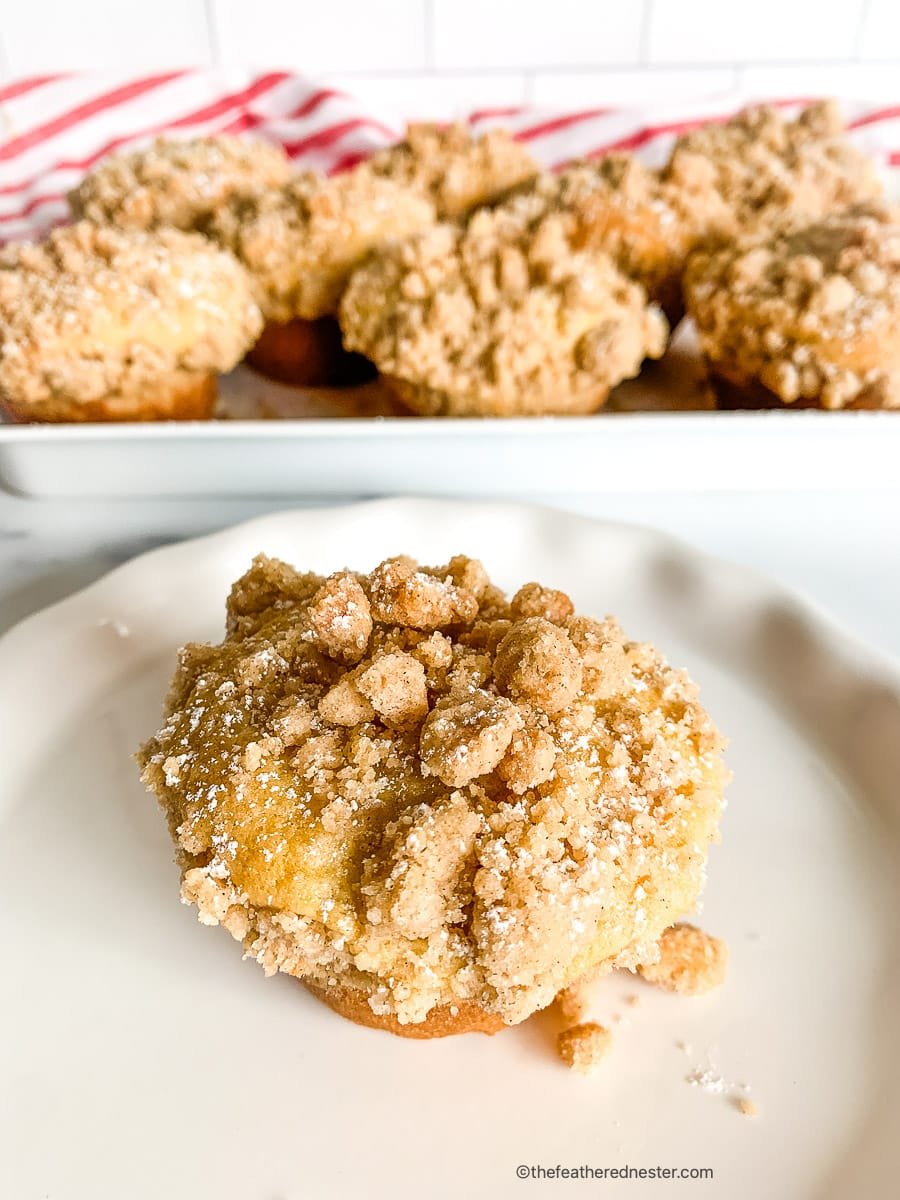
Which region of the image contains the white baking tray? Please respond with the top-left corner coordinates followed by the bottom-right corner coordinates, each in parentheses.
top-left (3, 407), bottom-right (900, 496)
top-left (2, 86), bottom-right (899, 499)
top-left (2, 326), bottom-right (899, 496)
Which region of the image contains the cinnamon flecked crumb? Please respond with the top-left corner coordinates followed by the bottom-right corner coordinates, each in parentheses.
top-left (556, 984), bottom-right (591, 1024)
top-left (69, 135), bottom-right (293, 232)
top-left (557, 1023), bottom-right (613, 1074)
top-left (638, 924), bottom-right (728, 995)
top-left (664, 101), bottom-right (883, 239)
top-left (368, 123), bottom-right (539, 218)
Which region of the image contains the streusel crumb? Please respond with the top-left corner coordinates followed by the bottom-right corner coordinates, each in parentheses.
top-left (339, 201), bottom-right (667, 416)
top-left (735, 1097), bottom-right (759, 1118)
top-left (557, 1023), bottom-right (613, 1074)
top-left (368, 123), bottom-right (539, 218)
top-left (209, 166), bottom-right (435, 321)
top-left (556, 983), bottom-right (591, 1023)
top-left (138, 554), bottom-right (728, 1030)
top-left (664, 101), bottom-right (883, 240)
top-left (69, 135), bottom-right (293, 232)
top-left (504, 154), bottom-right (730, 319)
top-left (685, 206), bottom-right (900, 409)
top-left (638, 924), bottom-right (728, 995)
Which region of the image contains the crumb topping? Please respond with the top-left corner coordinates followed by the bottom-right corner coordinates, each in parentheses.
top-left (494, 617), bottom-right (583, 714)
top-left (139, 553), bottom-right (728, 1027)
top-left (506, 154), bottom-right (729, 316)
top-left (368, 554), bottom-right (480, 629)
top-left (557, 1022), bottom-right (612, 1074)
top-left (685, 206), bottom-right (900, 409)
top-left (420, 690), bottom-right (524, 787)
top-left (556, 982), bottom-right (592, 1024)
top-left (638, 923), bottom-right (728, 995)
top-left (664, 101), bottom-right (883, 240)
top-left (209, 165), bottom-right (435, 321)
top-left (68, 135), bottom-right (293, 233)
top-left (0, 221), bottom-right (262, 410)
top-left (368, 123), bottom-right (539, 218)
top-left (339, 203), bottom-right (668, 416)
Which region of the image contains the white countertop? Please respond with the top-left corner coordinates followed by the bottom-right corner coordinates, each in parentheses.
top-left (2, 488), bottom-right (899, 661)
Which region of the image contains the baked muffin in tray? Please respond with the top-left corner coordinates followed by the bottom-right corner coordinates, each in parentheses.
top-left (339, 198), bottom-right (668, 417)
top-left (0, 221), bottom-right (262, 423)
top-left (367, 122), bottom-right (539, 219)
top-left (69, 135), bottom-right (294, 234)
top-left (685, 205), bottom-right (900, 410)
top-left (664, 101), bottom-right (883, 243)
top-left (210, 165), bottom-right (436, 386)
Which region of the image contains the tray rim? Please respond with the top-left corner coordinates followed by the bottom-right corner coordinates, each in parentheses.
top-left (2, 407), bottom-right (899, 441)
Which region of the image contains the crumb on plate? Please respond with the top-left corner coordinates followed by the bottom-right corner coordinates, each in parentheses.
top-left (557, 1022), bottom-right (613, 1075)
top-left (638, 923), bottom-right (728, 995)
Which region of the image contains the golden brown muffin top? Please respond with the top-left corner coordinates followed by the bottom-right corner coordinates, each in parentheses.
top-left (339, 200), bottom-right (667, 415)
top-left (500, 153), bottom-right (731, 317)
top-left (68, 135), bottom-right (293, 233)
top-left (139, 553), bottom-right (727, 1026)
top-left (685, 206), bottom-right (900, 408)
top-left (538, 153), bottom-right (727, 250)
top-left (664, 101), bottom-right (883, 239)
top-left (368, 122), bottom-right (539, 218)
top-left (0, 221), bottom-right (262, 410)
top-left (210, 164), bottom-right (436, 321)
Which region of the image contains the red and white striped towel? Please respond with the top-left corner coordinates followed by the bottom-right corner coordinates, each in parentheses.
top-left (1, 71), bottom-right (899, 244)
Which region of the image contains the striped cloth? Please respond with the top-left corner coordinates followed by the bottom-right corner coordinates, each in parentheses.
top-left (1, 71), bottom-right (898, 244)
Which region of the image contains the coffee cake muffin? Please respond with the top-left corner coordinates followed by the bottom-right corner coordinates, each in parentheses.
top-left (209, 166), bottom-right (435, 385)
top-left (138, 553), bottom-right (728, 1037)
top-left (0, 221), bottom-right (262, 422)
top-left (502, 154), bottom-right (730, 327)
top-left (664, 101), bottom-right (883, 243)
top-left (69, 135), bottom-right (293, 233)
top-left (368, 123), bottom-right (539, 219)
top-left (684, 206), bottom-right (900, 410)
top-left (339, 203), bottom-right (668, 417)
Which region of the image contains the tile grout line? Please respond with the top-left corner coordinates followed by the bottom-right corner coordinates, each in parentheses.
top-left (423, 0), bottom-right (435, 71)
top-left (853, 0), bottom-right (872, 58)
top-left (639, 0), bottom-right (655, 65)
top-left (0, 28), bottom-right (11, 82)
top-left (329, 58), bottom-right (892, 82)
top-left (203, 0), bottom-right (222, 68)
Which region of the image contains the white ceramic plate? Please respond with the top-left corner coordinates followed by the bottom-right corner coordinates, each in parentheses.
top-left (1, 499), bottom-right (899, 1200)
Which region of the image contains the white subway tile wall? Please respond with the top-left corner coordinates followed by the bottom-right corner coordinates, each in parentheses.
top-left (212, 0), bottom-right (427, 74)
top-left (646, 0), bottom-right (862, 65)
top-left (531, 67), bottom-right (738, 108)
top-left (1, 0), bottom-right (212, 72)
top-left (431, 0), bottom-right (643, 70)
top-left (857, 0), bottom-right (900, 60)
top-left (0, 0), bottom-right (897, 115)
